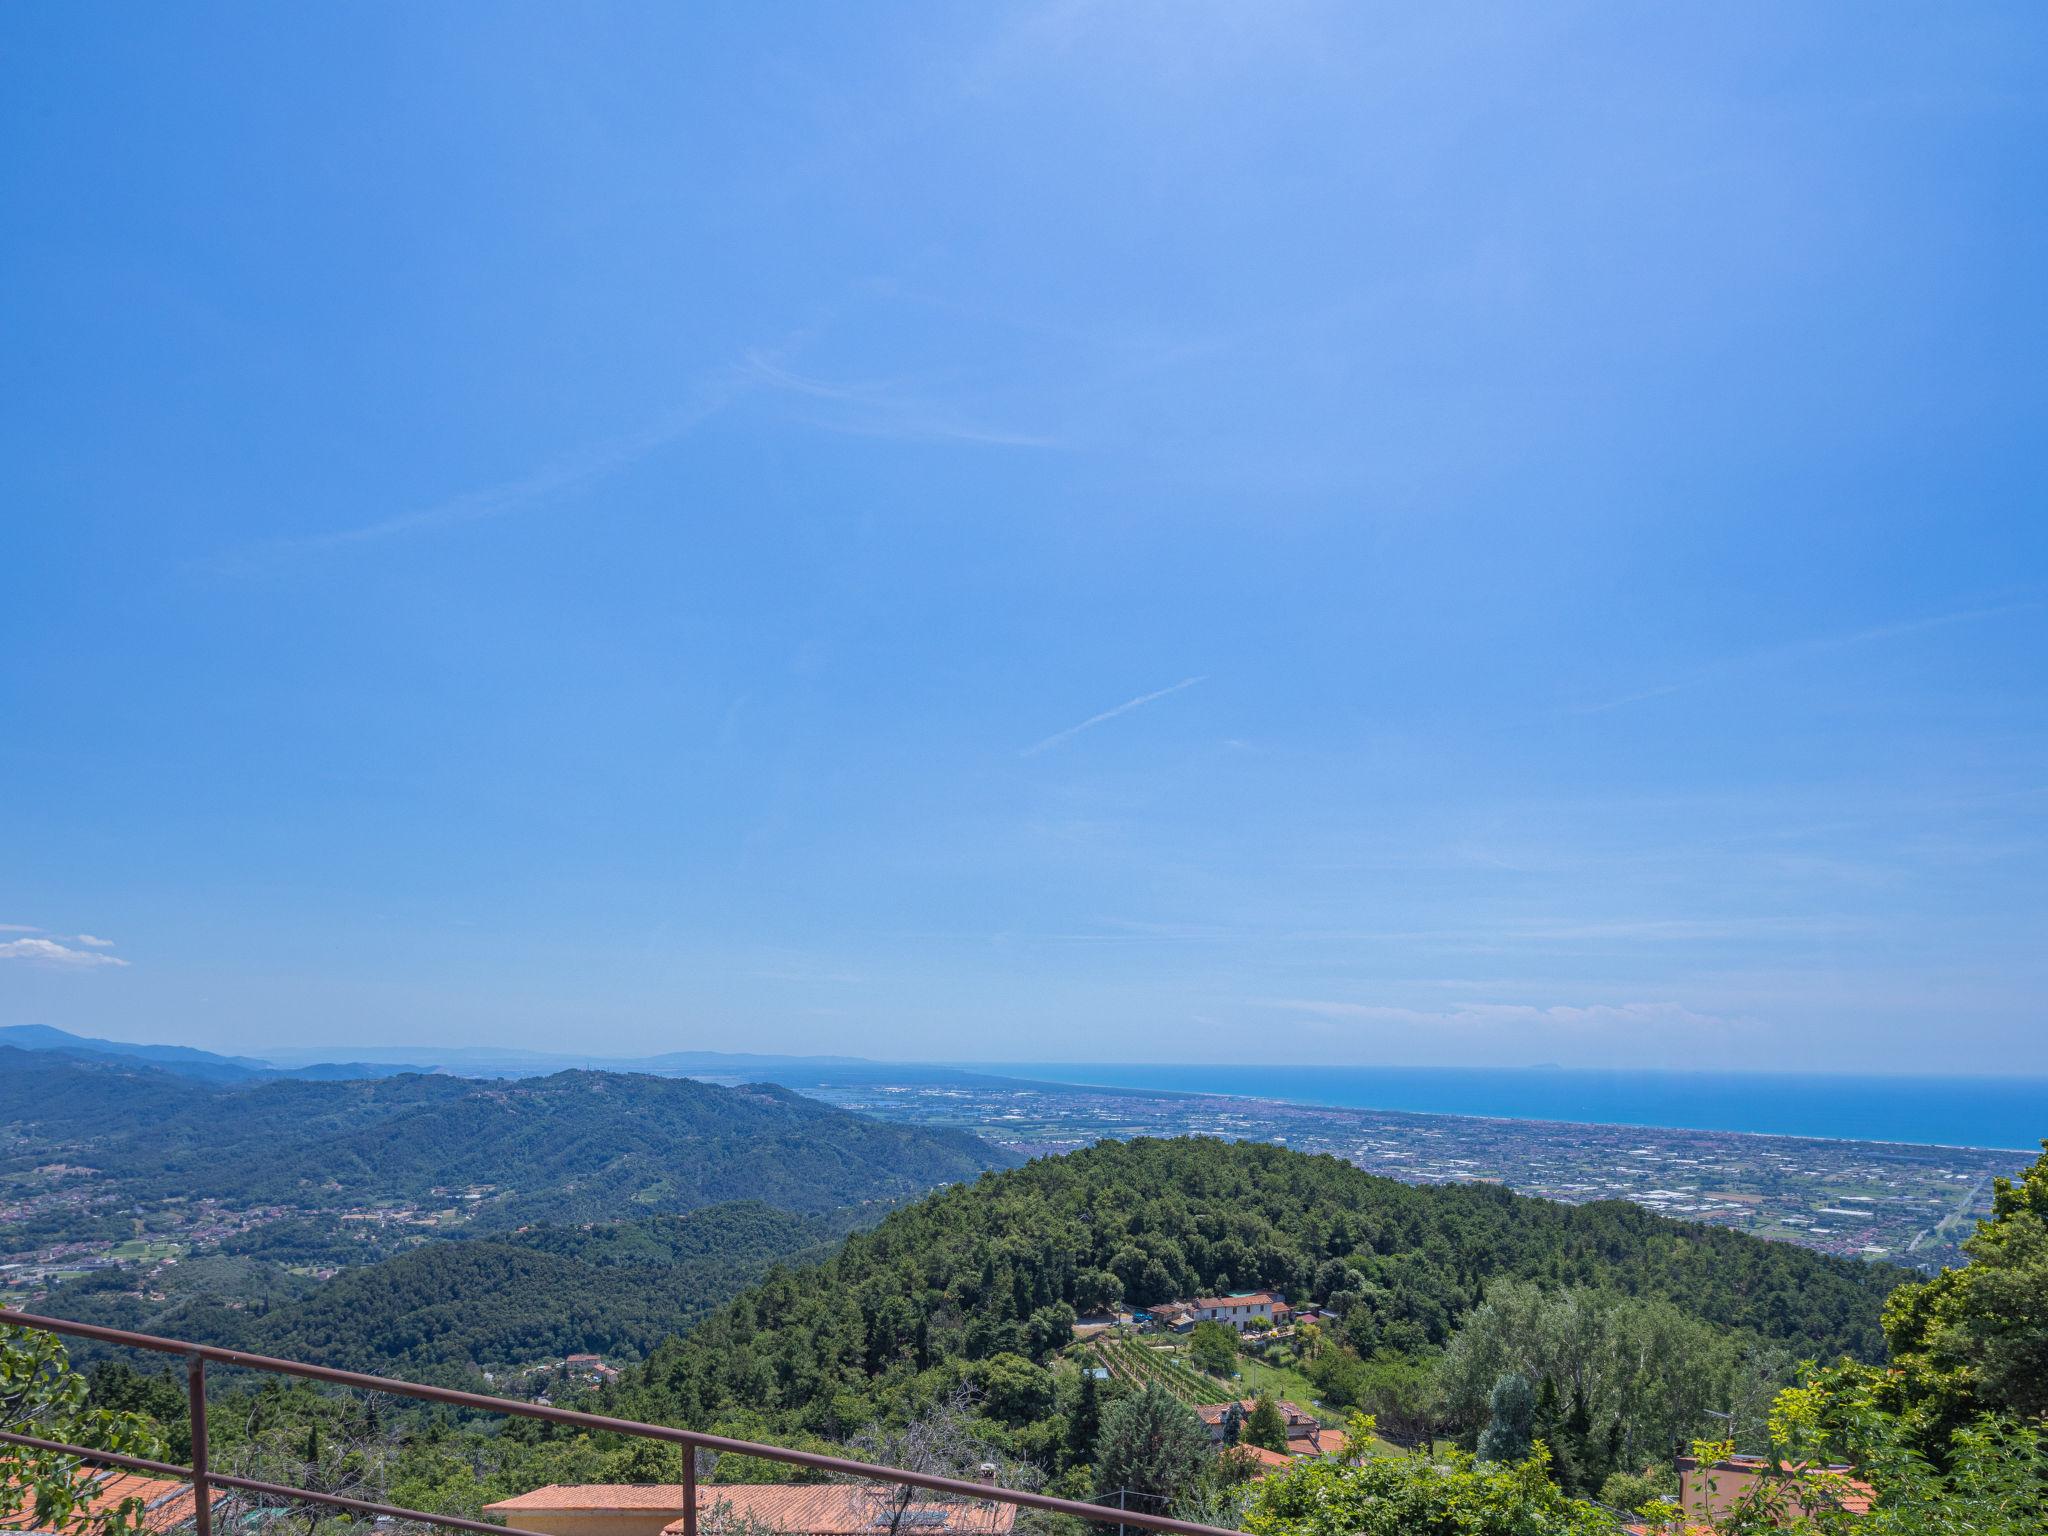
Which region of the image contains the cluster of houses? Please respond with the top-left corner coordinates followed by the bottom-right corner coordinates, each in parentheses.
top-left (564, 1352), bottom-right (621, 1385)
top-left (1076, 1289), bottom-right (1319, 1339)
top-left (1146, 1290), bottom-right (1289, 1333)
top-left (1076, 1289), bottom-right (1347, 1345)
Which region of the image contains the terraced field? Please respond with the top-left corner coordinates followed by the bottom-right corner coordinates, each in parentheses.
top-left (1091, 1334), bottom-right (1233, 1405)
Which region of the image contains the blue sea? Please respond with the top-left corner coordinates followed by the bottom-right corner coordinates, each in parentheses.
top-left (986, 1063), bottom-right (2047, 1152)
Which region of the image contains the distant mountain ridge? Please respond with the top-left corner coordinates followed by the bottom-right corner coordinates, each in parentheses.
top-left (0, 1023), bottom-right (1035, 1096)
top-left (0, 1023), bottom-right (965, 1089)
top-left (0, 1048), bottom-right (1019, 1223)
top-left (0, 1024), bottom-right (412, 1083)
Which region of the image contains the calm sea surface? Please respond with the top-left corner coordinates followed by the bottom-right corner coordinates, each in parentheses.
top-left (987, 1063), bottom-right (2046, 1151)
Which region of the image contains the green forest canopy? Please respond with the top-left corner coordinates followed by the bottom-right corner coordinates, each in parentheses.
top-left (614, 1137), bottom-right (1899, 1445)
top-left (34, 1204), bottom-right (843, 1380)
top-left (0, 1051), bottom-right (1014, 1222)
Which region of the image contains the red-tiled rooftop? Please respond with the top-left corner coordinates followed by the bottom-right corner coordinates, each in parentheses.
top-left (1219, 1445), bottom-right (1293, 1475)
top-left (2, 1470), bottom-right (212, 1534)
top-left (1677, 1456), bottom-right (1875, 1518)
top-left (673, 1486), bottom-right (1013, 1535)
top-left (1192, 1398), bottom-right (1317, 1426)
top-left (484, 1485), bottom-right (1016, 1535)
top-left (486, 1486), bottom-right (695, 1512)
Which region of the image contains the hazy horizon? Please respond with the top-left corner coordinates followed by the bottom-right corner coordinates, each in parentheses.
top-left (13, 1022), bottom-right (2048, 1085)
top-left (5, 6), bottom-right (2045, 1075)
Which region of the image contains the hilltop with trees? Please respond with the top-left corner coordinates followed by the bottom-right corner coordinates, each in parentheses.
top-left (6, 1137), bottom-right (2044, 1535)
top-left (0, 1052), bottom-right (1015, 1222)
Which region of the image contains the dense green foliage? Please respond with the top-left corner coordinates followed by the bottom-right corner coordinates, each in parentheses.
top-left (1876, 1139), bottom-right (2048, 1448)
top-left (608, 1138), bottom-right (1890, 1454)
top-left (248, 1214), bottom-right (837, 1375)
top-left (39, 1205), bottom-right (837, 1382)
top-left (0, 1326), bottom-right (163, 1536)
top-left (1244, 1444), bottom-right (1619, 1536)
top-left (26, 1134), bottom-right (2035, 1536)
top-left (1189, 1320), bottom-right (1238, 1374)
top-left (0, 1055), bottom-right (1013, 1221)
top-left (1093, 1382), bottom-right (1212, 1513)
top-left (1474, 1371), bottom-right (1533, 1464)
top-left (1689, 1374), bottom-right (2047, 1536)
top-left (1242, 1395), bottom-right (1289, 1453)
top-left (1436, 1281), bottom-right (1793, 1493)
top-left (0, 1045), bottom-right (205, 1138)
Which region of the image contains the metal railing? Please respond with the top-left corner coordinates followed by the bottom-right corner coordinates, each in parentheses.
top-left (0, 1310), bottom-right (1241, 1536)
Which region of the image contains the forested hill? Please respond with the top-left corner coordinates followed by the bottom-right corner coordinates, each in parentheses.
top-left (42, 1203), bottom-right (844, 1381)
top-left (0, 1051), bottom-right (1015, 1221)
top-left (619, 1137), bottom-right (1901, 1437)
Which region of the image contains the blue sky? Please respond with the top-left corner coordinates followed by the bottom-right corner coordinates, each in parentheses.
top-left (3, 4), bottom-right (2043, 1072)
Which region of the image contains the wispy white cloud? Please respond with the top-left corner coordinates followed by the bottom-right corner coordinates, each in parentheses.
top-left (1023, 675), bottom-right (1207, 756)
top-left (73, 933), bottom-right (116, 948)
top-left (204, 381), bottom-right (746, 574)
top-left (1572, 600), bottom-right (2040, 715)
top-left (0, 937), bottom-right (129, 969)
top-left (743, 352), bottom-right (1061, 448)
top-left (205, 344), bottom-right (1056, 576)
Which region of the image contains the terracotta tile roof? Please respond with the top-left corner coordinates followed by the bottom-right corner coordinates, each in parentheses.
top-left (486, 1485), bottom-right (694, 1512)
top-left (485, 1484), bottom-right (1016, 1535)
top-left (1193, 1399), bottom-right (1317, 1428)
top-left (1676, 1457), bottom-right (1875, 1520)
top-left (1219, 1445), bottom-right (1294, 1478)
top-left (1189, 1293), bottom-right (1279, 1310)
top-left (675, 1485), bottom-right (1014, 1536)
top-left (2, 1470), bottom-right (212, 1534)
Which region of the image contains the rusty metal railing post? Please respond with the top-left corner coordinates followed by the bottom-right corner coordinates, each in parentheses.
top-left (681, 1443), bottom-right (698, 1536)
top-left (186, 1354), bottom-right (211, 1536)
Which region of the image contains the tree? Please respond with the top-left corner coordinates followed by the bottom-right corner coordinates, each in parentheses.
top-left (1878, 1140), bottom-right (2048, 1448)
top-left (1243, 1396), bottom-right (1289, 1454)
top-left (1295, 1319), bottom-right (1325, 1362)
top-left (1475, 1373), bottom-right (1533, 1464)
top-left (1066, 1369), bottom-right (1103, 1466)
top-left (1094, 1383), bottom-right (1211, 1515)
top-left (1596, 1468), bottom-right (1670, 1517)
top-left (1, 1326), bottom-right (163, 1536)
top-left (1437, 1281), bottom-right (1764, 1482)
top-left (1354, 1352), bottom-right (1443, 1450)
top-left (968, 1354), bottom-right (1053, 1426)
top-left (1074, 1270), bottom-right (1125, 1314)
top-left (1189, 1322), bottom-right (1237, 1377)
top-left (1243, 1444), bottom-right (1619, 1536)
top-left (848, 1386), bottom-right (1038, 1536)
top-left (1686, 1374), bottom-right (2048, 1536)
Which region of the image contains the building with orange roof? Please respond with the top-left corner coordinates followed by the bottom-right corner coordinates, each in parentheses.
top-left (2, 1468), bottom-right (218, 1535)
top-left (1191, 1398), bottom-right (1327, 1448)
top-left (1185, 1294), bottom-right (1286, 1332)
top-left (483, 1483), bottom-right (1016, 1536)
top-left (1219, 1444), bottom-right (1295, 1479)
top-left (1674, 1454), bottom-right (1874, 1525)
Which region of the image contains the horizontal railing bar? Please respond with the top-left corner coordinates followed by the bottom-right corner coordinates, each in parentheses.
top-left (0, 1310), bottom-right (1241, 1536)
top-left (0, 1429), bottom-right (514, 1536)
